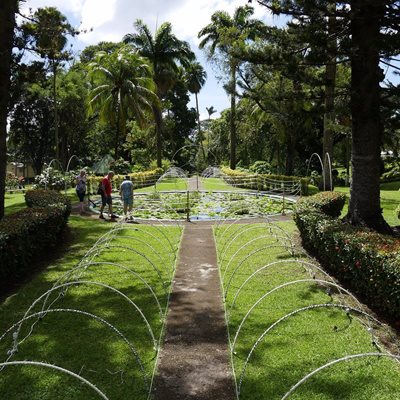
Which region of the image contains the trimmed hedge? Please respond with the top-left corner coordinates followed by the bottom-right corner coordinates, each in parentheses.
top-left (25, 189), bottom-right (71, 221)
top-left (293, 192), bottom-right (400, 321)
top-left (86, 168), bottom-right (163, 194)
top-left (0, 207), bottom-right (69, 282)
top-left (221, 167), bottom-right (309, 194)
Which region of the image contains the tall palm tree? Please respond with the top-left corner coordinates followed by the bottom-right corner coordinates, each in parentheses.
top-left (124, 19), bottom-right (195, 167)
top-left (88, 45), bottom-right (158, 158)
top-left (185, 61), bottom-right (207, 158)
top-left (206, 106), bottom-right (217, 120)
top-left (198, 5), bottom-right (260, 169)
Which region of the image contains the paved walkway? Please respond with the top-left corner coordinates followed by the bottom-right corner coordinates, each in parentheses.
top-left (153, 222), bottom-right (236, 400)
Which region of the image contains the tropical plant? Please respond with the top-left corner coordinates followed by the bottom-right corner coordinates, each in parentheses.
top-left (198, 5), bottom-right (261, 170)
top-left (185, 61), bottom-right (207, 158)
top-left (87, 45), bottom-right (158, 159)
top-left (123, 19), bottom-right (195, 167)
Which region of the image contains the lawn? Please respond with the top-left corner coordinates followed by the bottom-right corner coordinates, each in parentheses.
top-left (0, 216), bottom-right (181, 399)
top-left (335, 181), bottom-right (400, 226)
top-left (4, 191), bottom-right (26, 215)
top-left (135, 177), bottom-right (188, 193)
top-left (201, 177), bottom-right (245, 191)
top-left (215, 221), bottom-right (400, 399)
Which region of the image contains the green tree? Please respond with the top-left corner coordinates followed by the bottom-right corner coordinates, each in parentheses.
top-left (0, 0), bottom-right (17, 219)
top-left (123, 19), bottom-right (195, 167)
top-left (185, 61), bottom-right (207, 158)
top-left (87, 46), bottom-right (158, 159)
top-left (254, 0), bottom-right (400, 232)
top-left (198, 5), bottom-right (261, 169)
top-left (20, 7), bottom-right (76, 162)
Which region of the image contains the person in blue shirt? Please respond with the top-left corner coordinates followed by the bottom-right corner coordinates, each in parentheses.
top-left (120, 175), bottom-right (134, 220)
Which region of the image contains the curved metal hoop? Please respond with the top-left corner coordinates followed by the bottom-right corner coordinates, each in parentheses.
top-left (237, 304), bottom-right (382, 395)
top-left (15, 281), bottom-right (158, 351)
top-left (281, 352), bottom-right (400, 400)
top-left (232, 279), bottom-right (366, 352)
top-left (0, 360), bottom-right (110, 399)
top-left (228, 260), bottom-right (336, 319)
top-left (0, 308), bottom-right (149, 389)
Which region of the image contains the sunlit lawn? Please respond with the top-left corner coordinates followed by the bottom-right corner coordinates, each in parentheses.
top-left (0, 216), bottom-right (181, 399)
top-left (201, 177), bottom-right (245, 191)
top-left (335, 181), bottom-right (400, 226)
top-left (215, 221), bottom-right (400, 399)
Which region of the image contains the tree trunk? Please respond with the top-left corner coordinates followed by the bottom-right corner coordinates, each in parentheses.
top-left (285, 132), bottom-right (294, 176)
top-left (0, 0), bottom-right (17, 219)
top-left (322, 9), bottom-right (337, 191)
top-left (152, 104), bottom-right (163, 168)
top-left (345, 0), bottom-right (391, 233)
top-left (52, 61), bottom-right (59, 162)
top-left (229, 62), bottom-right (237, 170)
top-left (195, 93), bottom-right (206, 160)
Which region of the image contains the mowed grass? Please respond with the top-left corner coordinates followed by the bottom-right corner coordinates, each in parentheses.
top-left (335, 181), bottom-right (400, 226)
top-left (214, 221), bottom-right (400, 400)
top-left (135, 177), bottom-right (188, 193)
top-left (201, 177), bottom-right (245, 191)
top-left (4, 191), bottom-right (26, 215)
top-left (0, 216), bottom-right (181, 399)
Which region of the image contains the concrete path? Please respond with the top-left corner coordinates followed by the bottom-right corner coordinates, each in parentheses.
top-left (152, 222), bottom-right (236, 400)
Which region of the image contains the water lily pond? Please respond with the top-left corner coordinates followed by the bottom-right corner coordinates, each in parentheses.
top-left (90, 191), bottom-right (295, 220)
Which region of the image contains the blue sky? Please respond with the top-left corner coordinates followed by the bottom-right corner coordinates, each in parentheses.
top-left (20, 0), bottom-right (399, 119)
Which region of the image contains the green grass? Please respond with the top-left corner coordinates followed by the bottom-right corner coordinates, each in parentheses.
top-left (215, 221), bottom-right (400, 400)
top-left (134, 177), bottom-right (188, 193)
top-left (201, 177), bottom-right (245, 191)
top-left (0, 216), bottom-right (181, 399)
top-left (335, 182), bottom-right (400, 226)
top-left (4, 191), bottom-right (26, 215)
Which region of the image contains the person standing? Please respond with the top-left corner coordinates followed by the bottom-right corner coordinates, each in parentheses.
top-left (99, 170), bottom-right (118, 220)
top-left (75, 169), bottom-right (87, 215)
top-left (120, 175), bottom-right (134, 220)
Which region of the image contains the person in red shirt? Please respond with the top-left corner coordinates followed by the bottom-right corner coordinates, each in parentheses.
top-left (99, 171), bottom-right (118, 219)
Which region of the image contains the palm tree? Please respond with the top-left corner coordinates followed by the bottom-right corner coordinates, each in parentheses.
top-left (87, 46), bottom-right (158, 158)
top-left (185, 62), bottom-right (207, 158)
top-left (124, 19), bottom-right (195, 167)
top-left (198, 5), bottom-right (260, 169)
top-left (206, 106), bottom-right (217, 120)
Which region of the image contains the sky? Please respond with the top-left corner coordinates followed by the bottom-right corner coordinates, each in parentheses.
top-left (20, 0), bottom-right (276, 120)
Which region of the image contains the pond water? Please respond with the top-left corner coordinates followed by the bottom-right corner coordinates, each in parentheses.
top-left (89, 190), bottom-right (296, 221)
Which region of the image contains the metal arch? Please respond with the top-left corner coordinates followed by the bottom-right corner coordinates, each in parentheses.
top-left (306, 152), bottom-right (325, 191)
top-left (228, 259), bottom-right (336, 320)
top-left (98, 225), bottom-right (178, 262)
top-left (43, 262), bottom-right (164, 319)
top-left (324, 152), bottom-right (333, 192)
top-left (232, 279), bottom-right (366, 353)
top-left (90, 235), bottom-right (167, 269)
top-left (224, 244), bottom-right (296, 296)
top-left (0, 361), bottom-right (110, 400)
top-left (222, 234), bottom-right (295, 280)
top-left (237, 304), bottom-right (383, 395)
top-left (82, 245), bottom-right (169, 292)
top-left (0, 309), bottom-right (149, 390)
top-left (219, 223), bottom-right (274, 265)
top-left (281, 352), bottom-right (400, 400)
top-left (14, 281), bottom-right (158, 351)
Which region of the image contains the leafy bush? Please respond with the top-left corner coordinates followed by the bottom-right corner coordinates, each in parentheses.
top-left (5, 172), bottom-right (19, 190)
top-left (0, 207), bottom-right (68, 283)
top-left (109, 158), bottom-right (132, 175)
top-left (396, 204), bottom-right (400, 221)
top-left (293, 192), bottom-right (400, 321)
top-left (381, 165), bottom-right (400, 182)
top-left (25, 189), bottom-right (71, 221)
top-left (295, 191), bottom-right (346, 218)
top-left (34, 166), bottom-right (73, 191)
top-left (249, 161), bottom-right (272, 175)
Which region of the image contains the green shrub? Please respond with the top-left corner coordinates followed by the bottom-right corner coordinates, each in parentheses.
top-left (295, 191), bottom-right (346, 218)
top-left (249, 161), bottom-right (272, 175)
top-left (0, 207), bottom-right (68, 282)
top-left (25, 189), bottom-right (71, 221)
top-left (396, 204), bottom-right (400, 221)
top-left (293, 192), bottom-right (400, 321)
